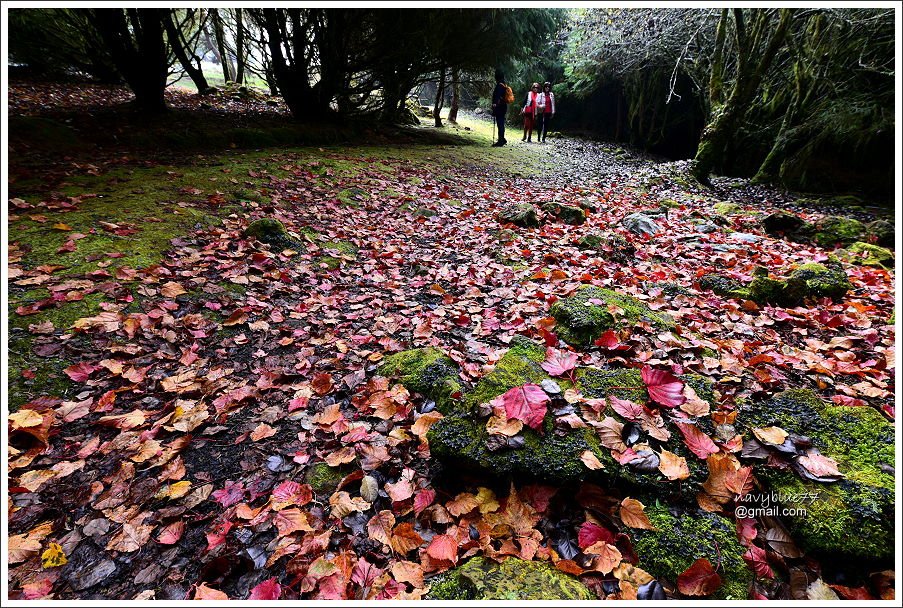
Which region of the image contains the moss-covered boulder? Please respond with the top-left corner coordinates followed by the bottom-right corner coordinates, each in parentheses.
top-left (714, 201), bottom-right (741, 216)
top-left (813, 216), bottom-right (865, 248)
top-left (577, 233), bottom-right (635, 264)
top-left (788, 262), bottom-right (852, 300)
top-left (866, 219), bottom-right (894, 248)
top-left (542, 202), bottom-right (586, 226)
top-left (550, 287), bottom-right (674, 347)
top-left (428, 557), bottom-right (594, 600)
top-left (380, 348), bottom-right (463, 413)
top-left (762, 211), bottom-right (805, 236)
top-left (739, 390), bottom-right (894, 560)
top-left (243, 218), bottom-right (303, 249)
top-left (839, 242), bottom-right (894, 269)
top-left (462, 337), bottom-right (550, 410)
top-left (632, 504), bottom-right (752, 599)
top-left (698, 274), bottom-right (746, 298)
top-left (499, 204), bottom-right (539, 228)
top-left (304, 462), bottom-right (352, 494)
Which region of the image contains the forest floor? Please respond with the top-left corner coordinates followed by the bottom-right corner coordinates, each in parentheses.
top-left (6, 82), bottom-right (896, 601)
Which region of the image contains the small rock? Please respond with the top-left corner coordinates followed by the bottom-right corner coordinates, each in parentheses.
top-left (728, 232), bottom-right (763, 243)
top-left (622, 212), bottom-right (661, 236)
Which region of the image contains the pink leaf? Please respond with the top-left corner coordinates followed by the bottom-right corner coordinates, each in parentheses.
top-left (594, 329), bottom-right (620, 349)
top-left (490, 384), bottom-right (550, 431)
top-left (608, 396), bottom-right (644, 420)
top-left (63, 362), bottom-right (98, 382)
top-left (641, 365), bottom-right (686, 408)
top-left (413, 488), bottom-right (436, 515)
top-left (249, 578), bottom-right (282, 600)
top-left (212, 480), bottom-right (246, 507)
top-left (674, 421), bottom-right (719, 459)
top-left (539, 348), bottom-right (578, 377)
top-left (742, 545), bottom-right (774, 579)
top-left (578, 521), bottom-right (616, 549)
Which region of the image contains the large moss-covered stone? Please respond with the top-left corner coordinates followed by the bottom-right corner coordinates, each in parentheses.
top-left (632, 504), bottom-right (751, 599)
top-left (243, 218), bottom-right (303, 249)
top-left (499, 203), bottom-right (539, 228)
top-left (550, 287), bottom-right (674, 347)
top-left (739, 390), bottom-right (894, 560)
top-left (577, 233), bottom-right (635, 264)
top-left (866, 219), bottom-right (894, 248)
top-left (428, 557), bottom-right (594, 600)
top-left (839, 242), bottom-right (894, 269)
top-left (762, 211), bottom-right (805, 236)
top-left (462, 337), bottom-right (550, 410)
top-left (813, 216), bottom-right (865, 248)
top-left (542, 202), bottom-right (586, 225)
top-left (380, 348), bottom-right (462, 413)
top-left (788, 262), bottom-right (852, 300)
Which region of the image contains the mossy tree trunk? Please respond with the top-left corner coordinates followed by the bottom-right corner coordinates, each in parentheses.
top-left (691, 8), bottom-right (795, 183)
top-left (235, 8), bottom-right (246, 85)
top-left (433, 66), bottom-right (447, 127)
top-left (210, 8), bottom-right (234, 83)
top-left (448, 68), bottom-right (460, 123)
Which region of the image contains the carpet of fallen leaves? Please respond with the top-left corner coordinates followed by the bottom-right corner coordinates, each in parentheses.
top-left (6, 96), bottom-right (896, 601)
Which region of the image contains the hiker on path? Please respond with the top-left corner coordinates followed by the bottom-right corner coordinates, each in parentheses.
top-left (490, 70), bottom-right (510, 147)
top-left (521, 82), bottom-right (540, 142)
top-left (536, 82), bottom-right (556, 143)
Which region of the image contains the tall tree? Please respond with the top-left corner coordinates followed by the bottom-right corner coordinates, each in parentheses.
top-left (163, 9), bottom-right (212, 94)
top-left (448, 68), bottom-right (461, 123)
top-left (89, 8), bottom-right (169, 112)
top-left (690, 8), bottom-right (794, 183)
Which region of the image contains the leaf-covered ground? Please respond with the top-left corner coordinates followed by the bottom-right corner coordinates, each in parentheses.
top-left (6, 86), bottom-right (896, 600)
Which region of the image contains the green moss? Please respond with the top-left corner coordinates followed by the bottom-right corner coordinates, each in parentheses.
top-left (866, 219), bottom-right (893, 248)
top-left (632, 504), bottom-right (751, 599)
top-left (338, 187), bottom-right (367, 207)
top-left (577, 233), bottom-right (604, 249)
top-left (498, 204), bottom-right (539, 228)
top-left (813, 216), bottom-right (865, 248)
top-left (244, 218), bottom-right (304, 250)
top-left (304, 462), bottom-right (352, 494)
top-left (427, 414), bottom-right (606, 483)
top-left (659, 199), bottom-right (681, 209)
top-left (740, 390), bottom-right (894, 559)
top-left (551, 287), bottom-right (673, 347)
top-left (840, 242), bottom-right (894, 269)
top-left (428, 557), bottom-right (594, 600)
top-left (233, 188), bottom-right (264, 202)
top-left (713, 202), bottom-right (740, 215)
top-left (789, 263), bottom-right (852, 300)
top-left (380, 348), bottom-right (462, 413)
top-left (462, 337), bottom-right (550, 410)
top-left (541, 202), bottom-right (586, 225)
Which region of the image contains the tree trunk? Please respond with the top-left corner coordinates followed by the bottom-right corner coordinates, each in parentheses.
top-left (692, 8), bottom-right (794, 183)
top-left (708, 8), bottom-right (729, 107)
top-left (235, 9), bottom-right (246, 84)
top-left (91, 8), bottom-right (168, 112)
top-left (433, 67), bottom-right (447, 127)
top-left (210, 9), bottom-right (234, 82)
top-left (448, 68), bottom-right (460, 123)
top-left (163, 10), bottom-right (211, 93)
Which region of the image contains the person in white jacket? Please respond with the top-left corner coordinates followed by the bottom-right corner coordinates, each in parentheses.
top-left (536, 82), bottom-right (556, 143)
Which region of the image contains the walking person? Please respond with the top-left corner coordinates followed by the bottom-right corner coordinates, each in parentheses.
top-left (490, 69), bottom-right (510, 147)
top-left (537, 82), bottom-right (556, 143)
top-left (521, 82), bottom-right (540, 142)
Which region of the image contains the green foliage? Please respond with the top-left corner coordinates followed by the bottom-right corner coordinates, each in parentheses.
top-left (429, 557), bottom-right (594, 600)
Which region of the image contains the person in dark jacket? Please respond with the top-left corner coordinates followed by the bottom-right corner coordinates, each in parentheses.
top-left (490, 69), bottom-right (508, 147)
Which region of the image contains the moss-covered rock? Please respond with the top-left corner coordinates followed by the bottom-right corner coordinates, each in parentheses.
top-left (866, 219), bottom-right (894, 248)
top-left (243, 218), bottom-right (303, 250)
top-left (714, 201), bottom-right (741, 216)
top-left (839, 242), bottom-right (894, 269)
top-left (542, 202), bottom-right (586, 225)
top-left (428, 557), bottom-right (594, 600)
top-left (499, 204), bottom-right (539, 228)
top-left (550, 287), bottom-right (674, 348)
top-left (761, 211), bottom-right (806, 236)
top-left (304, 462), bottom-right (351, 494)
top-left (577, 233), bottom-right (635, 264)
top-left (577, 233), bottom-right (604, 249)
top-left (380, 348), bottom-right (463, 413)
top-left (788, 262), bottom-right (852, 300)
top-left (462, 337), bottom-right (549, 410)
top-left (739, 390), bottom-right (894, 560)
top-left (632, 504), bottom-right (751, 599)
top-left (813, 216), bottom-right (865, 248)
top-left (698, 274), bottom-right (746, 298)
